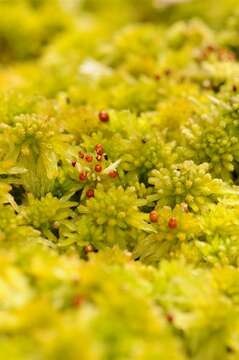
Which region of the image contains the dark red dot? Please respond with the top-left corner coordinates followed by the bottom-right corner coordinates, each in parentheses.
top-left (149, 210), bottom-right (158, 223)
top-left (79, 151), bottom-right (85, 159)
top-left (168, 217), bottom-right (177, 229)
top-left (79, 172), bottom-right (88, 181)
top-left (109, 170), bottom-right (118, 178)
top-left (95, 144), bottom-right (104, 155)
top-left (95, 164), bottom-right (102, 173)
top-left (165, 69), bottom-right (172, 76)
top-left (99, 111), bottom-right (109, 123)
top-left (72, 294), bottom-right (85, 307)
top-left (86, 189), bottom-right (94, 198)
top-left (166, 313), bottom-right (174, 323)
top-left (85, 154), bottom-right (93, 162)
top-left (71, 160), bottom-right (77, 167)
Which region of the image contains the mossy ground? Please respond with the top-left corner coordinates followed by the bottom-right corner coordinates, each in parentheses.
top-left (1, 0), bottom-right (239, 359)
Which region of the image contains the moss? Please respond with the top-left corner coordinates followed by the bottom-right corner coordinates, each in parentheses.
top-left (1, 0), bottom-right (239, 358)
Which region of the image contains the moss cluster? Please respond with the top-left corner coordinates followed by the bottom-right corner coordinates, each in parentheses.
top-left (1, 0), bottom-right (239, 358)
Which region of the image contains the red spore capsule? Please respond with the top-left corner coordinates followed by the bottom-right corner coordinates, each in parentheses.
top-left (149, 210), bottom-right (158, 223)
top-left (168, 217), bottom-right (177, 229)
top-left (109, 170), bottom-right (118, 178)
top-left (99, 111), bottom-right (109, 122)
top-left (79, 151), bottom-right (85, 159)
top-left (95, 164), bottom-right (102, 173)
top-left (71, 160), bottom-right (77, 167)
top-left (79, 172), bottom-right (88, 181)
top-left (85, 154), bottom-right (93, 162)
top-left (86, 189), bottom-right (94, 198)
top-left (166, 313), bottom-right (174, 323)
top-left (72, 294), bottom-right (85, 307)
top-left (165, 69), bottom-right (172, 76)
top-left (95, 144), bottom-right (104, 155)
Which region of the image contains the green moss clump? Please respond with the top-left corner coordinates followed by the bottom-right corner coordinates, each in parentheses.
top-left (1, 0), bottom-right (239, 358)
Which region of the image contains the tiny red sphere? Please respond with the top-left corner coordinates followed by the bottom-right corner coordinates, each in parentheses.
top-left (71, 160), bottom-right (77, 167)
top-left (95, 164), bottom-right (102, 173)
top-left (79, 151), bottom-right (85, 159)
top-left (206, 44), bottom-right (216, 52)
top-left (165, 68), bottom-right (172, 76)
top-left (98, 111), bottom-right (109, 123)
top-left (168, 217), bottom-right (177, 229)
top-left (149, 210), bottom-right (158, 223)
top-left (154, 73), bottom-right (161, 81)
top-left (109, 170), bottom-right (118, 178)
top-left (86, 188), bottom-right (94, 198)
top-left (79, 172), bottom-right (88, 181)
top-left (95, 144), bottom-right (104, 155)
top-left (84, 244), bottom-right (94, 254)
top-left (166, 313), bottom-right (174, 323)
top-left (85, 154), bottom-right (93, 162)
top-left (72, 294), bottom-right (85, 307)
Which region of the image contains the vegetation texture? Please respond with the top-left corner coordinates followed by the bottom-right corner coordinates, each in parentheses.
top-left (1, 0), bottom-right (239, 359)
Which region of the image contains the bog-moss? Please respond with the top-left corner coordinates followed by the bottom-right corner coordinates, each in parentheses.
top-left (1, 0), bottom-right (239, 358)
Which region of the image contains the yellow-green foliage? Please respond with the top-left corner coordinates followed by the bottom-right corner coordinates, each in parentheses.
top-left (1, 0), bottom-right (239, 358)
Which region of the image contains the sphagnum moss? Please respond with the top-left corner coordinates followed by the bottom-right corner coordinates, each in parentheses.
top-left (2, 0), bottom-right (239, 359)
